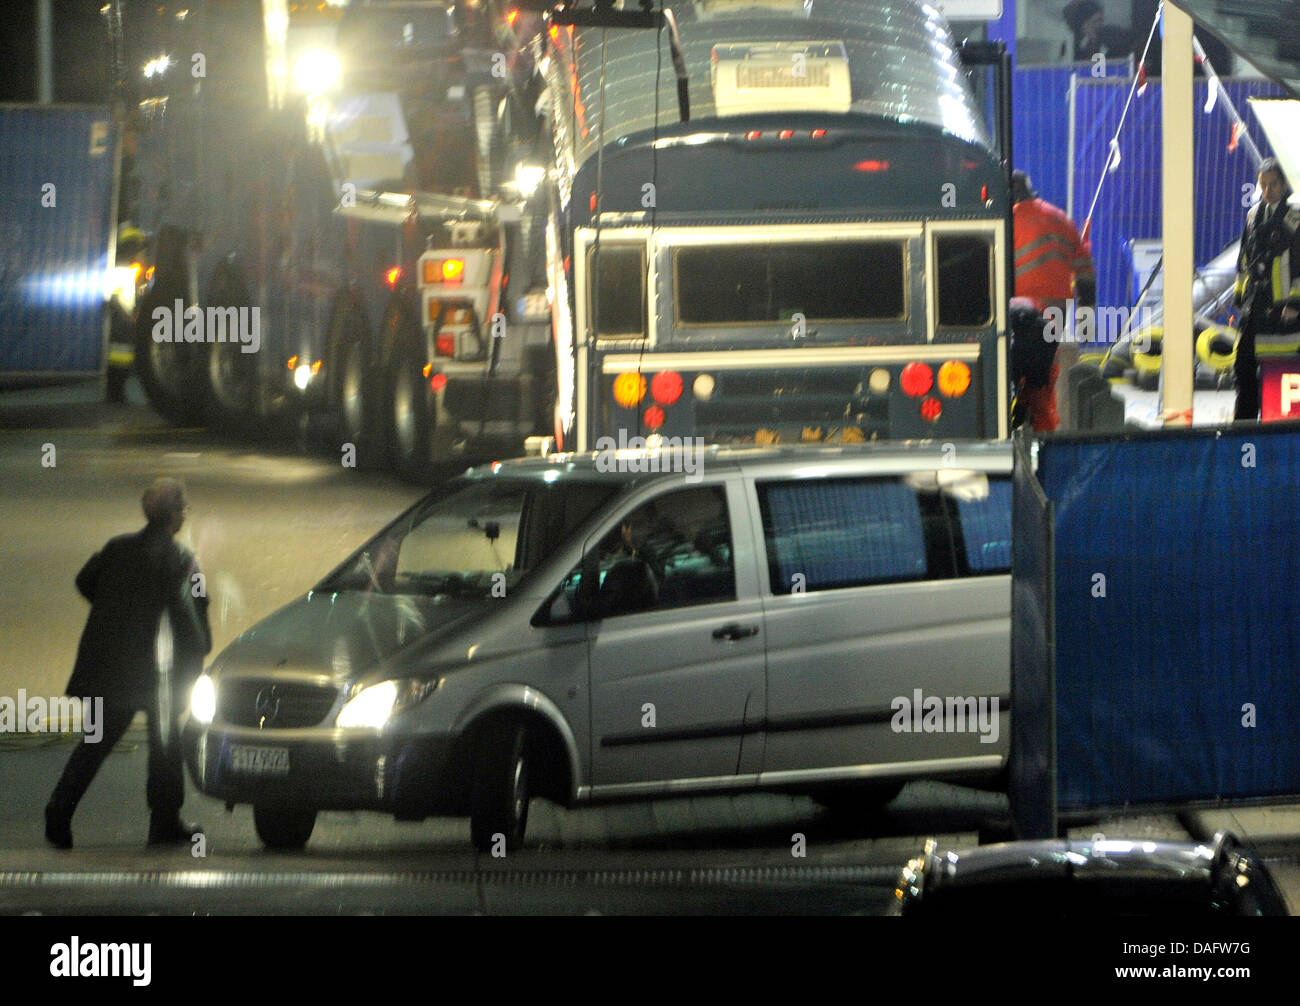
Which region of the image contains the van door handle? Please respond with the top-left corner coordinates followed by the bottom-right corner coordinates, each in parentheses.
top-left (713, 623), bottom-right (759, 641)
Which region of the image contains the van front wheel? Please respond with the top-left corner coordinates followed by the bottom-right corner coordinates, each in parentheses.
top-left (470, 721), bottom-right (531, 853)
top-left (253, 804), bottom-right (317, 850)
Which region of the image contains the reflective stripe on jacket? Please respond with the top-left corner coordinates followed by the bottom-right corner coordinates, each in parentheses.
top-left (1235, 203), bottom-right (1300, 309)
top-left (1013, 198), bottom-right (1094, 308)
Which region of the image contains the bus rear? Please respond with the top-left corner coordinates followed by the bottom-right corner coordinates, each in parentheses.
top-left (540, 0), bottom-right (1010, 448)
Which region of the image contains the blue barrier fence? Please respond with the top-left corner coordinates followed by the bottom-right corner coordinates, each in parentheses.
top-left (1012, 66), bottom-right (1283, 315)
top-left (1010, 427), bottom-right (1300, 836)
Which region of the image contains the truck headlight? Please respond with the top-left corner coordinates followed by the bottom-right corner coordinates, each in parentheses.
top-left (336, 679), bottom-right (437, 730)
top-left (191, 674), bottom-right (217, 725)
top-left (293, 49), bottom-right (341, 95)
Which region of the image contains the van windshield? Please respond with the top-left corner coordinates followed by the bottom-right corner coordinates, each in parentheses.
top-left (321, 477), bottom-right (618, 598)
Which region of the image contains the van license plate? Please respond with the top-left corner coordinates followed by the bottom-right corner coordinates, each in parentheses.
top-left (229, 745), bottom-right (290, 776)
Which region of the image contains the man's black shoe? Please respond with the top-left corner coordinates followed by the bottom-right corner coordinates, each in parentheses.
top-left (44, 806), bottom-right (73, 850)
top-left (147, 816), bottom-right (203, 846)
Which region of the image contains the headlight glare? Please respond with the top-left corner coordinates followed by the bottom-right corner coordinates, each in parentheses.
top-left (336, 680), bottom-right (398, 729)
top-left (191, 674), bottom-right (216, 725)
top-left (336, 679), bottom-right (437, 730)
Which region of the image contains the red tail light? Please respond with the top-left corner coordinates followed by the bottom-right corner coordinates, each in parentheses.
top-left (900, 362), bottom-right (933, 397)
top-left (644, 405), bottom-right (665, 430)
top-left (430, 372), bottom-right (448, 392)
top-left (853, 160), bottom-right (890, 173)
top-left (920, 397), bottom-right (942, 422)
top-left (745, 130), bottom-right (762, 140)
top-left (435, 332), bottom-right (456, 357)
top-left (810, 128), bottom-right (826, 139)
top-left (651, 370), bottom-right (683, 405)
top-left (777, 129), bottom-right (794, 140)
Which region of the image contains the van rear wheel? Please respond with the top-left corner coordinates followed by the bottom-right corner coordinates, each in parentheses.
top-left (253, 804), bottom-right (317, 850)
top-left (470, 721), bottom-right (531, 853)
top-left (811, 782), bottom-right (904, 819)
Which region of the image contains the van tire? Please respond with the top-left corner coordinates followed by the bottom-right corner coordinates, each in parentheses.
top-left (253, 804), bottom-right (317, 850)
top-left (470, 721), bottom-right (531, 853)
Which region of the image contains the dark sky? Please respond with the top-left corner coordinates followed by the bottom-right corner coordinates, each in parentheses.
top-left (0, 1), bottom-right (113, 104)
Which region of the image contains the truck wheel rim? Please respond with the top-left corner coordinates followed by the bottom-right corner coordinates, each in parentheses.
top-left (341, 344), bottom-right (364, 437)
top-left (149, 338), bottom-right (186, 397)
top-left (209, 342), bottom-right (252, 412)
top-left (393, 371), bottom-right (417, 457)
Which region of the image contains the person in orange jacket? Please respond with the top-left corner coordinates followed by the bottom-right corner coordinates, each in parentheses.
top-left (1012, 170), bottom-right (1097, 431)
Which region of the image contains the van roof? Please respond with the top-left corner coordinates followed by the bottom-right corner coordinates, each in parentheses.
top-left (465, 440), bottom-right (1013, 483)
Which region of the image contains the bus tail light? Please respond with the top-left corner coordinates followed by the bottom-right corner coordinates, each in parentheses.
top-left (937, 361), bottom-right (972, 398)
top-left (435, 332), bottom-right (456, 357)
top-left (900, 362), bottom-right (933, 397)
top-left (920, 397), bottom-right (942, 422)
top-left (613, 372), bottom-right (647, 408)
top-left (853, 159), bottom-right (890, 172)
top-left (651, 370), bottom-right (683, 405)
top-left (644, 405), bottom-right (665, 430)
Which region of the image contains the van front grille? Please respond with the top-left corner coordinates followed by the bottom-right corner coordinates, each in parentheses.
top-left (217, 680), bottom-right (339, 729)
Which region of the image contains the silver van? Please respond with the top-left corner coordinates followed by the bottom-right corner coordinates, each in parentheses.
top-left (184, 442), bottom-right (1013, 851)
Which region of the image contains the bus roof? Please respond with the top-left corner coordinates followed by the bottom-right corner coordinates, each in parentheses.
top-left (554, 0), bottom-right (990, 167)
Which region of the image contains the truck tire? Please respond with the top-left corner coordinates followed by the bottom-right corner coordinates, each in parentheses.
top-left (328, 296), bottom-right (376, 458)
top-left (470, 720), bottom-right (531, 853)
top-left (253, 804), bottom-right (317, 851)
top-left (385, 324), bottom-right (434, 482)
top-left (134, 283), bottom-right (201, 425)
top-left (200, 263), bottom-right (263, 437)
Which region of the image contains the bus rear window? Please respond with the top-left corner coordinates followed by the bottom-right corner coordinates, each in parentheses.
top-left (589, 244), bottom-right (646, 338)
top-left (675, 242), bottom-right (905, 325)
top-left (935, 234), bottom-right (993, 327)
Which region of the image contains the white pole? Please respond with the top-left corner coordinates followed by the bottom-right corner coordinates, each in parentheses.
top-left (1161, 3), bottom-right (1195, 425)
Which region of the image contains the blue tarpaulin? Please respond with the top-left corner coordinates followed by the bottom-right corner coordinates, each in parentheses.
top-left (1014, 428), bottom-right (1300, 821)
top-left (0, 106), bottom-right (115, 375)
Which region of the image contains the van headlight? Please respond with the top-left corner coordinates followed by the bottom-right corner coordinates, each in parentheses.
top-left (336, 679), bottom-right (437, 730)
top-left (190, 674), bottom-right (217, 725)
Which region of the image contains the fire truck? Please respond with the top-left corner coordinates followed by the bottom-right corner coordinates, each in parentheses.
top-left (115, 0), bottom-right (1011, 477)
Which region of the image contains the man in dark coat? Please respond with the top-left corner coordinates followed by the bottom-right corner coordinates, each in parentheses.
top-left (45, 478), bottom-right (211, 848)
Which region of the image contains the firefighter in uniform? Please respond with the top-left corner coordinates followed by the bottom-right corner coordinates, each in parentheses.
top-left (1011, 171), bottom-right (1097, 431)
top-left (1232, 158), bottom-right (1300, 420)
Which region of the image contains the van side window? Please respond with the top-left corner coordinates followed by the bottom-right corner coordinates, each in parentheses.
top-left (580, 486), bottom-right (735, 618)
top-left (946, 476), bottom-right (1012, 575)
top-left (758, 478), bottom-right (931, 594)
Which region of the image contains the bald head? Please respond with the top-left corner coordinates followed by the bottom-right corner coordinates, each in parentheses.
top-left (142, 477), bottom-right (188, 532)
